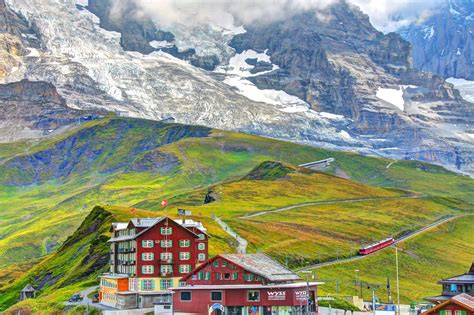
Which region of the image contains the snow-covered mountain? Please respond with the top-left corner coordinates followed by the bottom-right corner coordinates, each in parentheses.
top-left (1, 0), bottom-right (474, 174)
top-left (399, 0), bottom-right (474, 81)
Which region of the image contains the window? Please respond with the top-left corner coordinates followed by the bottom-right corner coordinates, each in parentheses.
top-left (142, 265), bottom-right (154, 274)
top-left (232, 272), bottom-right (238, 280)
top-left (179, 240), bottom-right (190, 247)
top-left (198, 243), bottom-right (206, 250)
top-left (179, 281), bottom-right (188, 287)
top-left (142, 253), bottom-right (154, 261)
top-left (222, 261), bottom-right (228, 267)
top-left (160, 227), bottom-right (172, 235)
top-left (160, 265), bottom-right (173, 274)
top-left (141, 279), bottom-right (154, 290)
top-left (213, 260), bottom-right (219, 267)
top-left (247, 290), bottom-right (260, 302)
top-left (180, 291), bottom-right (192, 301)
top-left (224, 273), bottom-right (231, 280)
top-left (179, 264), bottom-right (191, 273)
top-left (205, 272), bottom-right (211, 280)
top-left (198, 233), bottom-right (205, 240)
top-left (198, 272), bottom-right (205, 280)
top-left (179, 252), bottom-right (190, 260)
top-left (160, 240), bottom-right (172, 248)
top-left (216, 272), bottom-right (222, 280)
top-left (211, 291), bottom-right (222, 301)
top-left (160, 252), bottom-right (173, 262)
top-left (198, 253), bottom-right (206, 261)
top-left (160, 279), bottom-right (172, 290)
top-left (244, 274), bottom-right (254, 282)
top-left (142, 240), bottom-right (154, 248)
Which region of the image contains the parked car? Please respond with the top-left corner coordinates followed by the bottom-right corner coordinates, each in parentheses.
top-left (68, 294), bottom-right (83, 302)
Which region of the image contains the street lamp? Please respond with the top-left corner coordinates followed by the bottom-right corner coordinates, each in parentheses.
top-left (395, 247), bottom-right (401, 315)
top-left (301, 271), bottom-right (313, 315)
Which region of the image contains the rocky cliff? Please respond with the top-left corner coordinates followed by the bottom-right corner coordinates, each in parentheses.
top-left (0, 80), bottom-right (103, 142)
top-left (399, 0), bottom-right (474, 80)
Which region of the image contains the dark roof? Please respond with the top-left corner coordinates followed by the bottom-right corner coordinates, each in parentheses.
top-left (108, 217), bottom-right (201, 242)
top-left (439, 262), bottom-right (474, 284)
top-left (221, 253), bottom-right (301, 282)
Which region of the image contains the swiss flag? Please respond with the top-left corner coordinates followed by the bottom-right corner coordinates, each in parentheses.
top-left (160, 200), bottom-right (168, 207)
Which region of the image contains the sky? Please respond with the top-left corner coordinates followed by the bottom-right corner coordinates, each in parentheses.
top-left (122, 0), bottom-right (447, 33)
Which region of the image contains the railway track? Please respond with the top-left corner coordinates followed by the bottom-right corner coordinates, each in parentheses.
top-left (295, 213), bottom-right (473, 272)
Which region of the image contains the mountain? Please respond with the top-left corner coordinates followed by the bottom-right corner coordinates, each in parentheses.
top-left (0, 0), bottom-right (473, 174)
top-left (399, 0), bottom-right (474, 81)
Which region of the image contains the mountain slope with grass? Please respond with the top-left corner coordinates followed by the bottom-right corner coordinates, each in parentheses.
top-left (0, 117), bottom-right (473, 312)
top-left (314, 215), bottom-right (474, 303)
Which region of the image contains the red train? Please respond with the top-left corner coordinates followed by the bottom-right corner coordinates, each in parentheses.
top-left (358, 237), bottom-right (395, 255)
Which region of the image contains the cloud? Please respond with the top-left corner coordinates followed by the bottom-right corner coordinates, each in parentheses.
top-left (121, 0), bottom-right (446, 32)
top-left (348, 0), bottom-right (445, 32)
top-left (125, 0), bottom-right (339, 29)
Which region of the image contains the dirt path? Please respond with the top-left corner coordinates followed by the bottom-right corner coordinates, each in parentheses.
top-left (214, 216), bottom-right (248, 254)
top-left (240, 195), bottom-right (424, 219)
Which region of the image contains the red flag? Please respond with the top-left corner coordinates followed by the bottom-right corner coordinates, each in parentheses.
top-left (160, 200), bottom-right (168, 207)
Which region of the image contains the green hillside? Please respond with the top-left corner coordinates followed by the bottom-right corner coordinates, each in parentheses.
top-left (313, 215), bottom-right (474, 303)
top-left (0, 117), bottom-right (473, 312)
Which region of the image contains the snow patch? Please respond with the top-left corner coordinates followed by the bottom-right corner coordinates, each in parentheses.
top-left (319, 112), bottom-right (345, 120)
top-left (76, 0), bottom-right (88, 6)
top-left (447, 77), bottom-right (474, 103)
top-left (446, 77), bottom-right (474, 86)
top-left (149, 40), bottom-right (174, 49)
top-left (224, 76), bottom-right (309, 109)
top-left (26, 48), bottom-right (40, 57)
top-left (376, 87), bottom-right (405, 111)
top-left (423, 26), bottom-right (435, 40)
top-left (216, 49), bottom-right (278, 77)
top-left (449, 6), bottom-right (461, 16)
top-left (338, 130), bottom-right (351, 139)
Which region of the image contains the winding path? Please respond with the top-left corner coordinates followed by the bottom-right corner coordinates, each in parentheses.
top-left (214, 216), bottom-right (248, 254)
top-left (240, 195), bottom-right (424, 219)
top-left (295, 213), bottom-right (473, 272)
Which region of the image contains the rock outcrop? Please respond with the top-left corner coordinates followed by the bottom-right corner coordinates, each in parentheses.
top-left (399, 0), bottom-right (474, 80)
top-left (0, 80), bottom-right (102, 142)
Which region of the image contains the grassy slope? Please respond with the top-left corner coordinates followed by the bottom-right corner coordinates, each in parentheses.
top-left (226, 197), bottom-right (462, 266)
top-left (0, 205), bottom-right (234, 314)
top-left (312, 215), bottom-right (474, 303)
top-left (0, 117), bottom-right (473, 310)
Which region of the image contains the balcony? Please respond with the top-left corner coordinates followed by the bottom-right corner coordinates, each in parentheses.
top-left (117, 248), bottom-right (136, 253)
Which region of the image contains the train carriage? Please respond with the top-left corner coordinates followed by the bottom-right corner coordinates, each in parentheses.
top-left (358, 238), bottom-right (395, 255)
